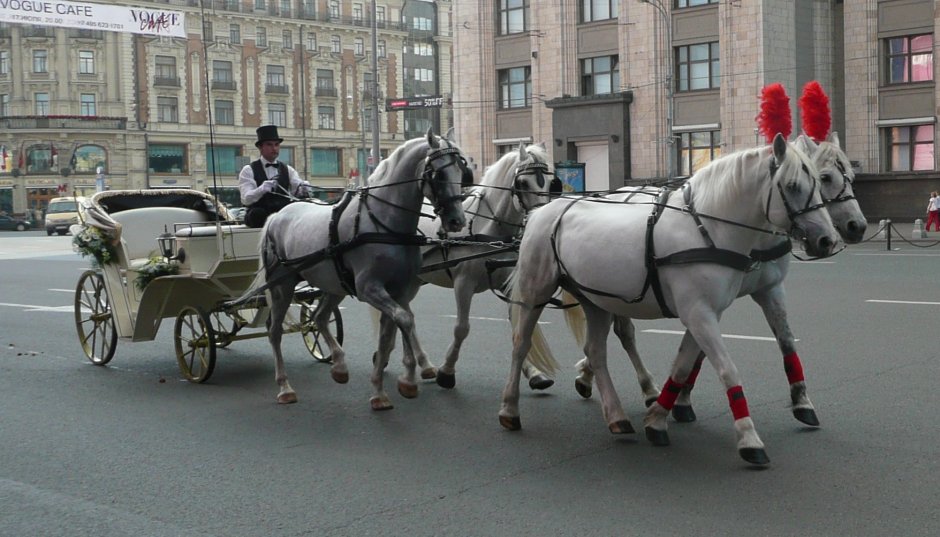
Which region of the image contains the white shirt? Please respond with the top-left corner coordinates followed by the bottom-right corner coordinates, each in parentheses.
top-left (238, 158), bottom-right (305, 206)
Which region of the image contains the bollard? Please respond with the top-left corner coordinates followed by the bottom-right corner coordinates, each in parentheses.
top-left (877, 219), bottom-right (887, 240)
top-left (886, 218), bottom-right (892, 251)
top-left (913, 218), bottom-right (926, 239)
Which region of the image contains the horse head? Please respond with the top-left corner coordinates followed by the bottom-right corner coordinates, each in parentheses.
top-left (766, 133), bottom-right (841, 257)
top-left (423, 128), bottom-right (468, 233)
top-left (794, 132), bottom-right (866, 243)
top-left (510, 142), bottom-right (559, 213)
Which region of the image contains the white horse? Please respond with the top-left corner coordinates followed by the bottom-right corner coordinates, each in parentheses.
top-left (570, 132), bottom-right (865, 427)
top-left (500, 134), bottom-right (841, 465)
top-left (255, 129), bottom-right (468, 410)
top-left (417, 142), bottom-right (560, 390)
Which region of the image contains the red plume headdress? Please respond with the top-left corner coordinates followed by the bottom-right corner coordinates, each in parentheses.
top-left (756, 83), bottom-right (792, 144)
top-left (799, 81), bottom-right (831, 143)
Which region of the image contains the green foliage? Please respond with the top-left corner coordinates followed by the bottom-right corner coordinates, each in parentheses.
top-left (134, 256), bottom-right (180, 291)
top-left (72, 226), bottom-right (117, 268)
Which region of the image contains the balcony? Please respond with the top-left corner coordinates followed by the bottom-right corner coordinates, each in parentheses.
top-left (212, 80), bottom-right (237, 91)
top-left (0, 115), bottom-right (127, 130)
top-left (315, 87), bottom-right (337, 97)
top-left (154, 76), bottom-right (181, 87)
top-left (265, 84), bottom-right (288, 94)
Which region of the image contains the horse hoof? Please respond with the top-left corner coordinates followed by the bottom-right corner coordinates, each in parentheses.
top-left (277, 392), bottom-right (298, 404)
top-left (370, 397), bottom-right (394, 411)
top-left (398, 380), bottom-right (419, 399)
top-left (436, 371), bottom-right (456, 389)
top-left (331, 369), bottom-right (349, 384)
top-left (528, 374), bottom-right (554, 391)
top-left (421, 367), bottom-right (438, 380)
top-left (739, 448), bottom-right (770, 465)
top-left (792, 407), bottom-right (820, 427)
top-left (608, 419), bottom-right (635, 435)
top-left (644, 396), bottom-right (659, 408)
top-left (499, 415), bottom-right (521, 431)
top-left (672, 405), bottom-right (697, 423)
top-left (645, 427), bottom-right (670, 446)
top-left (574, 379), bottom-right (592, 399)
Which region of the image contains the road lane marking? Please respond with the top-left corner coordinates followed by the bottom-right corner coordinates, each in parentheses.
top-left (0, 302), bottom-right (77, 313)
top-left (442, 314), bottom-right (550, 325)
top-left (642, 328), bottom-right (793, 342)
top-left (866, 299), bottom-right (940, 305)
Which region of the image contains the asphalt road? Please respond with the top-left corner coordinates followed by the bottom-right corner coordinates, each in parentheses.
top-left (1, 230), bottom-right (938, 536)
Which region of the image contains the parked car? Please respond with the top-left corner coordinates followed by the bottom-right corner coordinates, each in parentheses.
top-left (0, 214), bottom-right (31, 231)
top-left (45, 196), bottom-right (86, 235)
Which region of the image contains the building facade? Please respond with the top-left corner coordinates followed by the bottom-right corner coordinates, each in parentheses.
top-left (0, 0), bottom-right (453, 217)
top-left (453, 0), bottom-right (938, 221)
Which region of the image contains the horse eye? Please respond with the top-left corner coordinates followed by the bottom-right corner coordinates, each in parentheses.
top-left (820, 173), bottom-right (833, 183)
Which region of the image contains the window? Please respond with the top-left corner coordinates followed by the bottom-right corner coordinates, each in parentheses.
top-left (678, 131), bottom-right (721, 176)
top-left (303, 0), bottom-right (316, 17)
top-left (411, 42), bottom-right (433, 56)
top-left (148, 144), bottom-right (187, 174)
top-left (215, 99), bottom-right (234, 125)
top-left (282, 29), bottom-right (293, 50)
top-left (79, 93), bottom-right (96, 116)
top-left (886, 34), bottom-right (933, 84)
top-left (78, 50), bottom-right (95, 74)
top-left (256, 27), bottom-right (267, 47)
top-left (355, 38), bottom-right (364, 56)
top-left (0, 51), bottom-right (8, 75)
top-left (581, 0), bottom-right (618, 23)
top-left (230, 23), bottom-right (241, 44)
top-left (376, 6), bottom-right (386, 26)
top-left (407, 68), bottom-right (433, 82)
top-left (318, 106), bottom-right (335, 129)
top-left (213, 60), bottom-right (234, 83)
top-left (202, 20), bottom-right (213, 41)
top-left (206, 145), bottom-right (242, 174)
top-left (499, 0), bottom-right (529, 34)
top-left (277, 147), bottom-right (293, 167)
top-left (316, 69), bottom-right (335, 96)
top-left (329, 1), bottom-right (340, 18)
top-left (885, 124), bottom-right (935, 171)
top-left (266, 65), bottom-right (286, 93)
top-left (155, 55), bottom-right (177, 84)
top-left (331, 35), bottom-right (341, 53)
top-left (676, 42), bottom-right (720, 91)
top-left (70, 145), bottom-right (107, 174)
top-left (157, 96), bottom-right (179, 123)
top-left (498, 66), bottom-right (531, 109)
top-left (677, 0), bottom-right (718, 7)
top-left (0, 94), bottom-right (8, 116)
top-left (34, 92), bottom-right (49, 115)
top-left (26, 146), bottom-right (53, 174)
top-left (581, 55), bottom-right (619, 95)
top-left (255, 0), bottom-right (266, 9)
top-left (312, 148), bottom-right (341, 176)
top-left (412, 16), bottom-right (432, 31)
top-left (33, 50), bottom-right (48, 73)
top-left (377, 39), bottom-right (386, 58)
top-left (279, 0), bottom-right (291, 16)
top-left (353, 3), bottom-right (363, 23)
top-left (307, 32), bottom-right (317, 51)
top-left (363, 107), bottom-right (374, 131)
top-left (268, 102), bottom-right (287, 126)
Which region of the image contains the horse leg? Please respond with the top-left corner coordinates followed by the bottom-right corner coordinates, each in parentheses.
top-left (436, 278), bottom-right (475, 389)
top-left (579, 301), bottom-right (633, 434)
top-left (672, 351), bottom-right (705, 423)
top-left (498, 304), bottom-right (545, 430)
top-left (396, 303), bottom-right (423, 399)
top-left (368, 312), bottom-right (398, 410)
top-left (266, 281), bottom-right (298, 404)
top-left (523, 357), bottom-right (555, 391)
top-left (751, 285), bottom-right (819, 426)
top-left (643, 331), bottom-right (705, 446)
top-left (314, 293), bottom-right (349, 384)
top-left (612, 316), bottom-right (661, 407)
top-left (574, 357), bottom-right (594, 399)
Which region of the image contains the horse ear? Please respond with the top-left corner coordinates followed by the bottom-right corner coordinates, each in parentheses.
top-left (426, 127), bottom-right (439, 148)
top-left (517, 142), bottom-right (527, 161)
top-left (772, 132), bottom-right (788, 162)
top-left (795, 133), bottom-right (818, 155)
top-left (828, 131), bottom-right (841, 149)
top-left (537, 142), bottom-right (547, 150)
top-left (445, 127), bottom-right (455, 142)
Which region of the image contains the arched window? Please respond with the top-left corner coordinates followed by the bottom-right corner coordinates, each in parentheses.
top-left (69, 144), bottom-right (107, 174)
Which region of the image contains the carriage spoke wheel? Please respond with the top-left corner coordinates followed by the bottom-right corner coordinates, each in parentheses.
top-left (174, 306), bottom-right (216, 383)
top-left (300, 298), bottom-right (343, 363)
top-left (210, 311), bottom-right (238, 348)
top-left (74, 270), bottom-right (117, 365)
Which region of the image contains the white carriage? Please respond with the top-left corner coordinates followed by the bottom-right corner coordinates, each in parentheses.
top-left (72, 189), bottom-right (342, 382)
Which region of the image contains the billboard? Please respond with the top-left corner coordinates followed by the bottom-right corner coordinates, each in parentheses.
top-left (0, 1), bottom-right (186, 38)
top-left (386, 95), bottom-right (445, 112)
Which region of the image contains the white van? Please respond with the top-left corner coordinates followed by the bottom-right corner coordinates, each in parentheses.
top-left (44, 196), bottom-right (86, 236)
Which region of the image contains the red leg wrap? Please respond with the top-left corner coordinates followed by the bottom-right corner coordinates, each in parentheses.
top-left (783, 352), bottom-right (805, 384)
top-left (684, 355), bottom-right (705, 388)
top-left (656, 377), bottom-right (684, 410)
top-left (727, 385), bottom-right (750, 420)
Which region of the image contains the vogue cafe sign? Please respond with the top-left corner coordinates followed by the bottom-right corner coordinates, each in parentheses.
top-left (0, 0), bottom-right (186, 38)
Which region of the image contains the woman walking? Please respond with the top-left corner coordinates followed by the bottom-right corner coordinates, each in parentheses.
top-left (927, 191), bottom-right (940, 232)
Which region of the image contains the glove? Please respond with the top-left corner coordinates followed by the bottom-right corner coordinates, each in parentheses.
top-left (261, 179), bottom-right (278, 193)
top-left (296, 181), bottom-right (313, 198)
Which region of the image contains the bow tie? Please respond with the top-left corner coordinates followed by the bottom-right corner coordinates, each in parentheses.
top-left (265, 162), bottom-right (278, 168)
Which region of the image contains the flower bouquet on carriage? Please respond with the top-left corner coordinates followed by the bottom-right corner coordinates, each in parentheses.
top-left (71, 202), bottom-right (120, 268)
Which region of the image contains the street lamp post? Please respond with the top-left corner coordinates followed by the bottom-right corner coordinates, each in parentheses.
top-left (370, 1), bottom-right (380, 175)
top-left (639, 0), bottom-right (674, 180)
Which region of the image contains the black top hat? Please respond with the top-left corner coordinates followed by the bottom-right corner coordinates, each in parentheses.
top-left (255, 125), bottom-right (284, 147)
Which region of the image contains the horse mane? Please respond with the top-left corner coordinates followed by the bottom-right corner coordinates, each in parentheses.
top-left (687, 146), bottom-right (769, 214)
top-left (367, 136), bottom-right (432, 186)
top-left (813, 139), bottom-right (852, 178)
top-left (479, 144), bottom-right (549, 187)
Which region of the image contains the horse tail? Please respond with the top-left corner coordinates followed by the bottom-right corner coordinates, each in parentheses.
top-left (369, 305), bottom-right (381, 340)
top-left (507, 266), bottom-right (560, 375)
top-left (561, 290), bottom-right (586, 348)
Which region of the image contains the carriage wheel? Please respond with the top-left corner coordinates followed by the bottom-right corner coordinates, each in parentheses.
top-left (174, 306), bottom-right (216, 383)
top-left (74, 270), bottom-right (118, 365)
top-left (210, 311), bottom-right (238, 348)
top-left (300, 298), bottom-right (343, 363)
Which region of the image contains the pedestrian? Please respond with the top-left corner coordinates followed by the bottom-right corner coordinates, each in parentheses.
top-left (238, 125), bottom-right (312, 228)
top-left (927, 191), bottom-right (940, 232)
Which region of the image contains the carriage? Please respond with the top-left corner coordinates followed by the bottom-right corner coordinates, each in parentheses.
top-left (71, 188), bottom-right (342, 383)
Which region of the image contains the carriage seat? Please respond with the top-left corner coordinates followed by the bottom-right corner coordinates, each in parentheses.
top-left (110, 207), bottom-right (212, 268)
